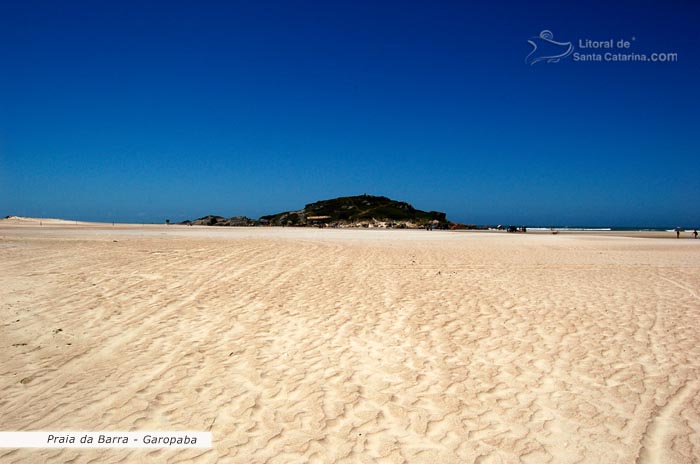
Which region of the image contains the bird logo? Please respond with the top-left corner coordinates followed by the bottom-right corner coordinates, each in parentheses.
top-left (526, 30), bottom-right (574, 65)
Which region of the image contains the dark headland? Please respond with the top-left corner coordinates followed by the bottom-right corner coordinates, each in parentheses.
top-left (180, 194), bottom-right (459, 229)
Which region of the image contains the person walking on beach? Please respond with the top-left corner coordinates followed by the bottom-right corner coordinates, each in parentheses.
top-left (675, 227), bottom-right (681, 238)
top-left (694, 229), bottom-right (698, 239)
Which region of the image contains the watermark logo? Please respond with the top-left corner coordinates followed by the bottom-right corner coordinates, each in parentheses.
top-left (525, 30), bottom-right (678, 64)
top-left (526, 30), bottom-right (573, 65)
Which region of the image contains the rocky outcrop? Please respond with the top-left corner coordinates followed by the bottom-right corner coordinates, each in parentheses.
top-left (180, 215), bottom-right (257, 226)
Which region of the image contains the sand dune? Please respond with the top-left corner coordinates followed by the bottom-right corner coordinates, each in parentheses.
top-left (0, 216), bottom-right (97, 226)
top-left (1, 223), bottom-right (699, 463)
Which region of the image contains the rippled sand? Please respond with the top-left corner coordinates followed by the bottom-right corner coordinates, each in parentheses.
top-left (1, 222), bottom-right (699, 463)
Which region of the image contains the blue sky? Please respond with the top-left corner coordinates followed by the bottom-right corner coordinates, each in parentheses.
top-left (1, 0), bottom-right (698, 226)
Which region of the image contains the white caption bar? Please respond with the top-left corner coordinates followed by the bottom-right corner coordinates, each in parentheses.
top-left (0, 432), bottom-right (211, 448)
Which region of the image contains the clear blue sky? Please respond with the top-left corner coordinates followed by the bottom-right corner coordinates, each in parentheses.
top-left (1, 0), bottom-right (698, 226)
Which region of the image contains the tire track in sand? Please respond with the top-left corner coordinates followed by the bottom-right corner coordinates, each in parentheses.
top-left (637, 380), bottom-right (698, 464)
top-left (658, 276), bottom-right (700, 302)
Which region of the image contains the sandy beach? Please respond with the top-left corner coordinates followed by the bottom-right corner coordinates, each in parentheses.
top-left (1, 220), bottom-right (699, 463)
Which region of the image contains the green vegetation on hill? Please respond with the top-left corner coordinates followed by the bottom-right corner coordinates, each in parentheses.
top-left (260, 194), bottom-right (448, 226)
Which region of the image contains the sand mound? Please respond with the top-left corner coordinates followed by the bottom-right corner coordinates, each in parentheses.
top-left (0, 216), bottom-right (91, 226)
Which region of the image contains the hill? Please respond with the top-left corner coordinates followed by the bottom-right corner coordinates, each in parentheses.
top-left (259, 194), bottom-right (448, 227)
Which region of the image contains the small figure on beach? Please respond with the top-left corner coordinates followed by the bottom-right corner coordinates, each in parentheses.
top-left (675, 227), bottom-right (681, 238)
top-left (694, 229), bottom-right (698, 239)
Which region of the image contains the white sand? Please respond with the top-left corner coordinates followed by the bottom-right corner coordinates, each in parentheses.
top-left (1, 221), bottom-right (699, 463)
